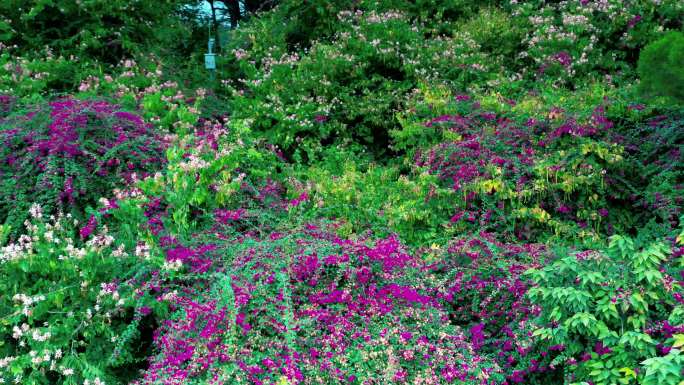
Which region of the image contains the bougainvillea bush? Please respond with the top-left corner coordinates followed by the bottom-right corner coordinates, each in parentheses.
top-left (390, 85), bottom-right (683, 242)
top-left (0, 98), bottom-right (166, 238)
top-left (137, 225), bottom-right (508, 385)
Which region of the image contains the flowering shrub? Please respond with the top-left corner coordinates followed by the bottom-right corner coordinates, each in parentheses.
top-left (137, 223), bottom-right (506, 385)
top-left (224, 3), bottom-right (500, 159)
top-left (0, 98), bottom-right (165, 238)
top-left (107, 116), bottom-right (285, 245)
top-left (219, 0), bottom-right (684, 159)
top-left (433, 233), bottom-right (553, 384)
top-left (1, 1), bottom-right (683, 385)
top-left (391, 85), bottom-right (682, 242)
top-left (510, 0), bottom-right (683, 85)
top-left (0, 205), bottom-right (153, 385)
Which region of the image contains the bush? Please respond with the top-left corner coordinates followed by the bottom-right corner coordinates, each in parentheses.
top-left (138, 222), bottom-right (504, 384)
top-left (638, 31), bottom-right (684, 103)
top-left (434, 232), bottom-right (557, 384)
top-left (0, 98), bottom-right (165, 238)
top-left (457, 7), bottom-right (524, 63)
top-left (509, 0), bottom-right (683, 86)
top-left (526, 230), bottom-right (684, 385)
top-left (298, 161), bottom-right (456, 246)
top-left (0, 206), bottom-right (156, 385)
top-left (223, 2), bottom-right (500, 160)
top-left (393, 86), bottom-right (639, 242)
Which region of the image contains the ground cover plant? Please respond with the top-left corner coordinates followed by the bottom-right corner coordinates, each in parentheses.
top-left (1, 1), bottom-right (683, 384)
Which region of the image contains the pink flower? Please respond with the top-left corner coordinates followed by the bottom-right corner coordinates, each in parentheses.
top-left (289, 192), bottom-right (309, 207)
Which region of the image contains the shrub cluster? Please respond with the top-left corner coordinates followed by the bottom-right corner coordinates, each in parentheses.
top-left (0, 98), bottom-right (166, 238)
top-left (1, 1), bottom-right (683, 385)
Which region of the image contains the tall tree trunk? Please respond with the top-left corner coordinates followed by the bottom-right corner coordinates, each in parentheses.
top-left (225, 0), bottom-right (242, 29)
top-left (208, 0), bottom-right (221, 51)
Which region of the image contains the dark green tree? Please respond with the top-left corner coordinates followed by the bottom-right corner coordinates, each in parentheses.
top-left (1, 0), bottom-right (189, 63)
top-left (638, 31), bottom-right (684, 103)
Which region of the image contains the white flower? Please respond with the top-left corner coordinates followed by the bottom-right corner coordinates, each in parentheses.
top-left (29, 203), bottom-right (42, 219)
top-left (111, 244), bottom-right (127, 257)
top-left (31, 329), bottom-right (51, 342)
top-left (135, 242), bottom-right (151, 259)
top-left (162, 259), bottom-right (183, 271)
top-left (0, 356), bottom-right (16, 368)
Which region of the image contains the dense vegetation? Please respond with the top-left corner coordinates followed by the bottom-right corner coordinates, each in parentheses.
top-left (1, 1), bottom-right (683, 384)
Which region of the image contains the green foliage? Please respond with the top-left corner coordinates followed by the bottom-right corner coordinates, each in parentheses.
top-left (457, 7), bottom-right (524, 62)
top-left (638, 31), bottom-right (684, 103)
top-left (0, 207), bottom-right (154, 385)
top-left (297, 161), bottom-right (455, 246)
top-left (641, 349), bottom-right (684, 385)
top-left (526, 231), bottom-right (684, 385)
top-left (222, 1), bottom-right (504, 160)
top-left (0, 0), bottom-right (188, 64)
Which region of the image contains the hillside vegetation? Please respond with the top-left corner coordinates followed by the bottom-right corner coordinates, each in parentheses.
top-left (0, 1), bottom-right (683, 384)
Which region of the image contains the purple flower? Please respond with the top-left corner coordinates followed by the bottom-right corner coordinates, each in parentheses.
top-left (393, 370), bottom-right (407, 382)
top-left (138, 306), bottom-right (152, 316)
top-left (356, 266), bottom-right (372, 285)
top-left (400, 332), bottom-right (413, 342)
top-left (553, 51), bottom-right (572, 67)
top-left (215, 208), bottom-right (245, 223)
top-left (594, 341), bottom-right (612, 356)
top-left (557, 205), bottom-right (571, 214)
top-left (627, 15), bottom-right (642, 29)
top-left (289, 192), bottom-right (309, 207)
top-left (79, 215), bottom-right (97, 239)
top-left (469, 323), bottom-right (485, 351)
top-left (510, 370), bottom-right (525, 383)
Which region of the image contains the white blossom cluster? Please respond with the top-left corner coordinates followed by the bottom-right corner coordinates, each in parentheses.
top-left (12, 294), bottom-right (45, 316)
top-left (86, 225), bottom-right (115, 250)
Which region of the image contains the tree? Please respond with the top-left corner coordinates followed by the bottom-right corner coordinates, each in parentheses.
top-left (638, 31), bottom-right (684, 103)
top-left (0, 0), bottom-right (190, 63)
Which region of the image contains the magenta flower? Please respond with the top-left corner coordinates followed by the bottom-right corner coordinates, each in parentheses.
top-left (594, 341), bottom-right (612, 356)
top-left (79, 215), bottom-right (98, 239)
top-left (627, 15), bottom-right (642, 28)
top-left (469, 323), bottom-right (485, 351)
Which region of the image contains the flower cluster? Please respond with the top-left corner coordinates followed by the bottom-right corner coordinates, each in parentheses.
top-left (0, 98), bottom-right (166, 238)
